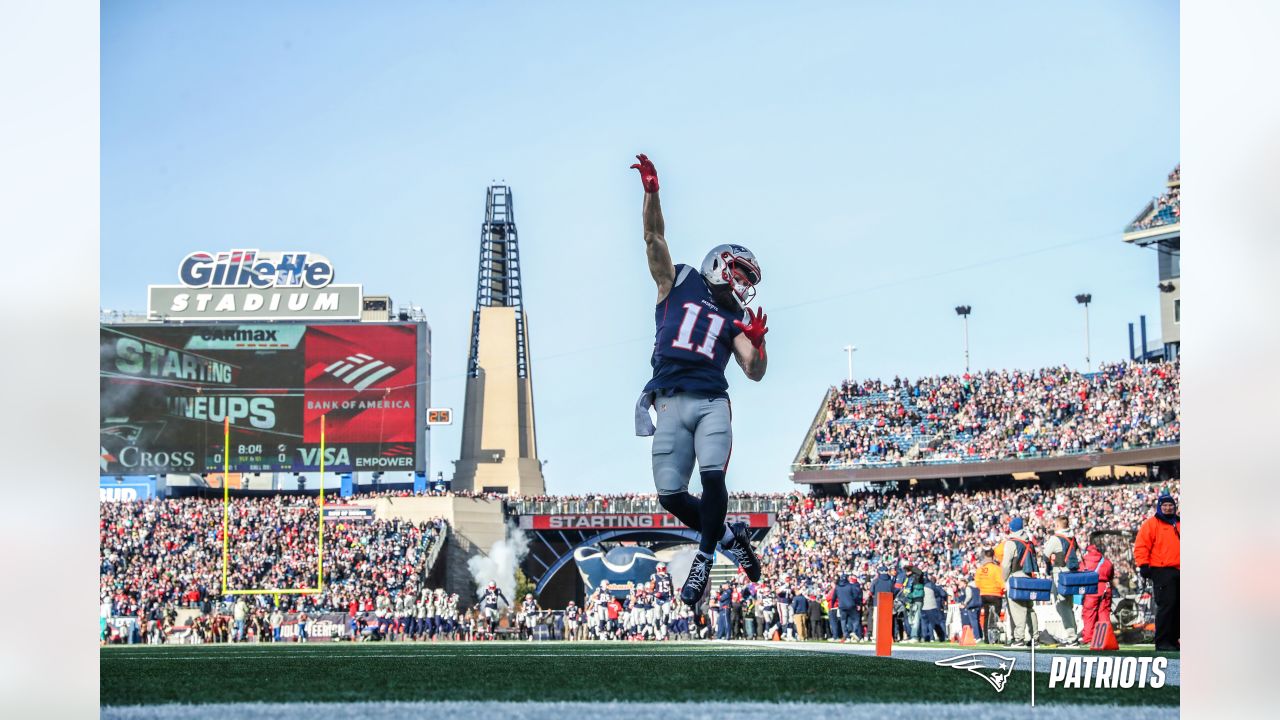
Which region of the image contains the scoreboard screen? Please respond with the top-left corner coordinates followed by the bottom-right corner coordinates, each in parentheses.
top-left (100, 323), bottom-right (427, 474)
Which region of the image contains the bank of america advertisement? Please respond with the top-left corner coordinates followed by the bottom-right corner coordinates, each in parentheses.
top-left (100, 323), bottom-right (427, 474)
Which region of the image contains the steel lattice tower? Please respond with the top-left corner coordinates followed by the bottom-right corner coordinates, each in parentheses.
top-left (467, 185), bottom-right (528, 379)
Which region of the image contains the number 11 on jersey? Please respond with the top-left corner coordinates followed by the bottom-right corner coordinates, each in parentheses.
top-left (671, 302), bottom-right (725, 360)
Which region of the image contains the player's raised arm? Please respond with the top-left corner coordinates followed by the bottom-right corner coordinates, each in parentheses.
top-left (733, 307), bottom-right (769, 381)
top-left (631, 153), bottom-right (676, 301)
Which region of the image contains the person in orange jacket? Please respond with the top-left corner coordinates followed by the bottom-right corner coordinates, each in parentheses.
top-left (1134, 491), bottom-right (1180, 651)
top-left (974, 548), bottom-right (1004, 643)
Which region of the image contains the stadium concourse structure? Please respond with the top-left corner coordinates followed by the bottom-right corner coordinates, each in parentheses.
top-left (1123, 165), bottom-right (1180, 361)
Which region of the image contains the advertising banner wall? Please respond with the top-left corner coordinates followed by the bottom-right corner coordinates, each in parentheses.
top-left (100, 323), bottom-right (425, 474)
top-left (322, 505), bottom-right (375, 521)
top-left (99, 477), bottom-right (156, 502)
top-left (518, 512), bottom-right (776, 530)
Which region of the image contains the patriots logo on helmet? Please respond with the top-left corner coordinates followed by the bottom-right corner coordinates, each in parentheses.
top-left (934, 653), bottom-right (1018, 693)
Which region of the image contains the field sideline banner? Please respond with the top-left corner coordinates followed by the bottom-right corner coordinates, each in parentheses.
top-left (323, 505), bottom-right (375, 521)
top-left (100, 322), bottom-right (427, 474)
top-left (99, 477), bottom-right (156, 502)
top-left (519, 512), bottom-right (775, 530)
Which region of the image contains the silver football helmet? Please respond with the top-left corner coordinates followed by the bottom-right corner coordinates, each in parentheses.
top-left (700, 244), bottom-right (761, 310)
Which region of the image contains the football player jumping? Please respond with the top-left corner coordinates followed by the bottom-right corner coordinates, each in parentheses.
top-left (630, 153), bottom-right (767, 607)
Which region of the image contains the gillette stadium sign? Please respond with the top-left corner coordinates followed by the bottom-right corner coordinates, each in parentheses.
top-left (148, 250), bottom-right (362, 320)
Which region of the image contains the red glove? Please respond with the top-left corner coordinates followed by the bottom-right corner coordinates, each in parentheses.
top-left (630, 153), bottom-right (660, 193)
top-left (734, 307), bottom-right (768, 348)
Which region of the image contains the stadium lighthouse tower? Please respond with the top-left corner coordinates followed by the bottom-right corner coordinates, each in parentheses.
top-left (451, 185), bottom-right (546, 496)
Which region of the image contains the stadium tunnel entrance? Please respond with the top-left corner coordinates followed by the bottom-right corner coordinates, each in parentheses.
top-left (518, 519), bottom-right (774, 608)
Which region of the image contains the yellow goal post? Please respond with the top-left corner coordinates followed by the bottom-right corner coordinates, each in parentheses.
top-left (220, 414), bottom-right (327, 605)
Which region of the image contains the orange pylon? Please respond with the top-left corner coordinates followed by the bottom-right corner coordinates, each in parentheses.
top-left (875, 592), bottom-right (893, 657)
top-left (1090, 621), bottom-right (1120, 651)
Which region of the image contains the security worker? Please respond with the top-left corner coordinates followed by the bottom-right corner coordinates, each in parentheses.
top-left (1134, 491), bottom-right (1180, 651)
top-left (902, 566), bottom-right (926, 643)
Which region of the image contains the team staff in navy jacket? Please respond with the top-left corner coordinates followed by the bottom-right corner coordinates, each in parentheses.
top-left (791, 592), bottom-right (810, 641)
top-left (868, 566), bottom-right (896, 641)
top-left (961, 575), bottom-right (984, 640)
top-left (833, 574), bottom-right (864, 642)
top-left (920, 575), bottom-right (947, 642)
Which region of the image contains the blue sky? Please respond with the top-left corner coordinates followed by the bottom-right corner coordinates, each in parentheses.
top-left (101, 1), bottom-right (1179, 493)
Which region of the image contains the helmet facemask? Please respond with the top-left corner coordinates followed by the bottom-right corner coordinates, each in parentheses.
top-left (729, 265), bottom-right (758, 309)
top-left (705, 248), bottom-right (760, 311)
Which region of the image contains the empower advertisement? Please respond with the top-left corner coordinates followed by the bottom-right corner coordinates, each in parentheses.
top-left (100, 323), bottom-right (425, 474)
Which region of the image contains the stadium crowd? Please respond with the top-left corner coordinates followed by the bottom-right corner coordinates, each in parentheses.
top-left (809, 360), bottom-right (1178, 467)
top-left (506, 492), bottom-right (790, 515)
top-left (759, 478), bottom-right (1174, 604)
top-left (544, 478), bottom-right (1177, 646)
top-left (576, 478), bottom-right (1179, 646)
top-left (99, 495), bottom-right (447, 642)
top-left (100, 479), bottom-right (1177, 647)
top-left (1126, 164), bottom-right (1181, 231)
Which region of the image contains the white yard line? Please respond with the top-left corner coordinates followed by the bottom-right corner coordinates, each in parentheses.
top-left (105, 651), bottom-right (785, 660)
top-left (731, 640), bottom-right (1182, 687)
top-left (100, 700), bottom-right (1178, 720)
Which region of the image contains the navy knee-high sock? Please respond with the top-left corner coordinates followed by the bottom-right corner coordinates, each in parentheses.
top-left (658, 491), bottom-right (702, 534)
top-left (698, 470), bottom-right (728, 555)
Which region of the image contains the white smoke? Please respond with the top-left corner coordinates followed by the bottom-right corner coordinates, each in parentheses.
top-left (467, 524), bottom-right (530, 602)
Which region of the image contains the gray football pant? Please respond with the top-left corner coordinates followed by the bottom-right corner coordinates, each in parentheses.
top-left (1008, 598), bottom-right (1037, 642)
top-left (1047, 569), bottom-right (1078, 640)
top-left (650, 393), bottom-right (732, 494)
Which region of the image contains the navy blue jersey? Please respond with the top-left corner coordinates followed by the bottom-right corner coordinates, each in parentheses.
top-left (644, 264), bottom-right (744, 397)
top-left (653, 572), bottom-right (674, 599)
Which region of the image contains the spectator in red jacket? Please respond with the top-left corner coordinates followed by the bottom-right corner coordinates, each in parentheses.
top-left (1079, 534), bottom-right (1114, 644)
top-left (606, 596), bottom-right (622, 637)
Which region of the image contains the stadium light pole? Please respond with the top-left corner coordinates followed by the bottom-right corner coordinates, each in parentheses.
top-left (843, 345), bottom-right (857, 384)
top-left (954, 305), bottom-right (972, 373)
top-left (1075, 293), bottom-right (1093, 372)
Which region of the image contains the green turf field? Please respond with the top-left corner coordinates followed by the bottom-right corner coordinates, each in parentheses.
top-left (100, 641), bottom-right (1179, 708)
